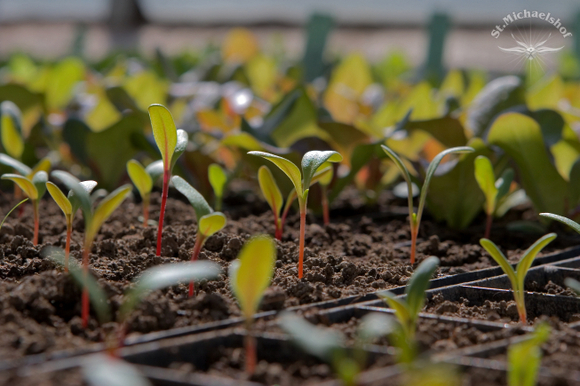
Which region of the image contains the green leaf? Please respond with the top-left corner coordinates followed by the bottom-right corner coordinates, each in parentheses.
top-left (313, 165), bottom-right (333, 187)
top-left (479, 238), bottom-right (518, 289)
top-left (87, 185), bottom-right (131, 243)
top-left (170, 129), bottom-right (188, 171)
top-left (515, 233), bottom-right (557, 290)
top-left (508, 323), bottom-right (550, 386)
top-left (31, 171), bottom-right (47, 198)
top-left (120, 261), bottom-right (220, 321)
top-left (69, 180), bottom-right (98, 215)
top-left (496, 168), bottom-right (514, 200)
top-left (381, 144), bottom-right (413, 192)
top-left (2, 173), bottom-right (37, 199)
top-left (198, 212), bottom-right (226, 238)
top-left (378, 292), bottom-right (411, 327)
top-left (301, 151), bottom-right (342, 194)
top-left (46, 182), bottom-right (73, 216)
top-left (488, 113), bottom-right (568, 215)
top-left (46, 57), bottom-right (85, 110)
top-left (405, 256), bottom-right (439, 320)
top-left (0, 198), bottom-right (28, 229)
top-left (171, 175), bottom-right (212, 220)
top-left (541, 212), bottom-right (580, 235)
top-left (0, 101), bottom-right (24, 160)
top-left (53, 170), bottom-right (92, 221)
top-left (474, 155), bottom-right (498, 215)
top-left (229, 236), bottom-right (276, 320)
top-left (302, 13), bottom-right (334, 82)
top-left (29, 158), bottom-right (52, 179)
top-left (258, 165), bottom-right (283, 218)
top-left (405, 116), bottom-right (468, 148)
top-left (248, 151), bottom-right (303, 194)
top-left (0, 153), bottom-right (31, 175)
top-left (127, 160), bottom-right (153, 200)
top-left (145, 160), bottom-right (164, 184)
top-left (82, 355), bottom-right (152, 386)
top-left (208, 164), bottom-right (227, 199)
top-left (148, 104), bottom-right (177, 169)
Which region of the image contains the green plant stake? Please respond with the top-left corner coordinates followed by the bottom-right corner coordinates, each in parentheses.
top-left (381, 145), bottom-right (474, 264)
top-left (479, 233), bottom-right (557, 324)
top-left (148, 104), bottom-right (188, 256)
top-left (172, 175), bottom-right (226, 296)
top-left (474, 155), bottom-right (514, 238)
top-left (46, 180), bottom-right (97, 272)
top-left (248, 150), bottom-right (342, 278)
top-left (229, 235), bottom-right (276, 374)
top-left (508, 323), bottom-right (551, 386)
top-left (52, 170), bottom-right (131, 328)
top-left (127, 160), bottom-right (153, 226)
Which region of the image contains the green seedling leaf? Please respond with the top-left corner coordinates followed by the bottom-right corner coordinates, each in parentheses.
top-left (301, 151), bottom-right (343, 195)
top-left (381, 144), bottom-right (414, 210)
top-left (52, 170), bottom-right (92, 220)
top-left (170, 129), bottom-right (188, 171)
top-left (87, 185), bottom-right (132, 243)
top-left (515, 233), bottom-right (557, 287)
top-left (148, 104), bottom-right (177, 168)
top-left (474, 155), bottom-right (498, 215)
top-left (2, 173), bottom-right (37, 199)
top-left (127, 160), bottom-right (153, 200)
top-left (539, 213), bottom-right (580, 234)
top-left (0, 101), bottom-right (24, 160)
top-left (82, 355), bottom-right (152, 386)
top-left (69, 180), bottom-right (98, 214)
top-left (405, 256), bottom-right (439, 319)
top-left (46, 182), bottom-right (73, 216)
top-left (32, 171), bottom-right (47, 198)
top-left (258, 165), bottom-right (283, 218)
top-left (208, 163), bottom-right (227, 200)
top-left (249, 151), bottom-right (303, 195)
top-left (0, 153), bottom-right (31, 175)
top-left (0, 198), bottom-right (28, 229)
top-left (120, 261), bottom-right (220, 321)
top-left (496, 168), bottom-right (514, 200)
top-left (508, 323), bottom-right (551, 386)
top-left (198, 212), bottom-right (226, 238)
top-left (377, 293), bottom-right (411, 327)
top-left (30, 158), bottom-right (52, 179)
top-left (171, 175), bottom-right (212, 220)
top-left (317, 163), bottom-right (333, 187)
top-left (479, 238), bottom-right (517, 286)
top-left (145, 160), bottom-right (164, 183)
top-left (229, 236), bottom-right (276, 320)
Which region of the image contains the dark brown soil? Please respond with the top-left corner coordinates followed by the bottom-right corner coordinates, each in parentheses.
top-left (0, 188), bottom-right (578, 362)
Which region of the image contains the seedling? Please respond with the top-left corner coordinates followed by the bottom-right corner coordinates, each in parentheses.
top-left (248, 150), bottom-right (343, 278)
top-left (46, 180), bottom-right (97, 272)
top-left (318, 162), bottom-right (334, 225)
top-left (508, 323), bottom-right (550, 386)
top-left (126, 160), bottom-right (154, 226)
top-left (229, 235), bottom-right (276, 374)
top-left (381, 145), bottom-right (474, 264)
top-left (474, 155), bottom-right (514, 238)
top-left (479, 233), bottom-right (557, 324)
top-left (208, 163), bottom-right (227, 211)
top-left (51, 170), bottom-right (131, 328)
top-left (0, 198), bottom-right (28, 229)
top-left (539, 213), bottom-right (580, 235)
top-left (148, 104), bottom-right (188, 256)
top-left (45, 246), bottom-right (220, 352)
top-left (0, 101), bottom-right (24, 161)
top-left (172, 175), bottom-right (226, 296)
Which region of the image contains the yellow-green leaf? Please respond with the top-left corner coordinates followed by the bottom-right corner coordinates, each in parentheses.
top-left (28, 157), bottom-right (51, 179)
top-left (317, 163), bottom-right (333, 186)
top-left (2, 173), bottom-right (37, 199)
top-left (258, 165), bottom-right (283, 217)
top-left (249, 151), bottom-right (303, 194)
top-left (229, 236), bottom-right (276, 320)
top-left (46, 181), bottom-right (72, 216)
top-left (474, 155), bottom-right (498, 215)
top-left (198, 212), bottom-right (226, 238)
top-left (208, 164), bottom-right (227, 199)
top-left (87, 185), bottom-right (131, 243)
top-left (0, 101), bottom-right (24, 159)
top-left (127, 160), bottom-right (153, 200)
top-left (148, 104), bottom-right (177, 168)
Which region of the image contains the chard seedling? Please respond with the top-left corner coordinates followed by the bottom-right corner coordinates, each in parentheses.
top-left (51, 170), bottom-right (131, 328)
top-left (539, 213), bottom-right (580, 235)
top-left (172, 175), bottom-right (226, 296)
top-left (229, 235), bottom-right (276, 374)
top-left (508, 323), bottom-right (550, 386)
top-left (148, 104), bottom-right (188, 256)
top-left (479, 233), bottom-right (557, 324)
top-left (381, 145), bottom-right (474, 264)
top-left (248, 150), bottom-right (343, 278)
top-left (46, 180), bottom-right (97, 272)
top-left (474, 155), bottom-right (514, 238)
top-left (126, 160), bottom-right (154, 226)
top-left (208, 163), bottom-right (227, 211)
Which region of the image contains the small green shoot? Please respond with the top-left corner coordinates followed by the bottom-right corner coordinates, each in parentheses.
top-left (508, 323), bottom-right (550, 386)
top-left (208, 163), bottom-right (228, 211)
top-left (172, 175), bottom-right (226, 296)
top-left (248, 150), bottom-right (343, 278)
top-left (52, 170), bottom-right (131, 328)
top-left (148, 104), bottom-right (188, 256)
top-left (46, 180), bottom-right (97, 272)
top-left (127, 160), bottom-right (153, 226)
top-left (229, 235), bottom-right (276, 374)
top-left (318, 162), bottom-right (334, 225)
top-left (0, 198), bottom-right (28, 229)
top-left (539, 213), bottom-right (580, 234)
top-left (474, 155), bottom-right (514, 238)
top-left (381, 145), bottom-right (474, 263)
top-left (479, 233), bottom-right (557, 324)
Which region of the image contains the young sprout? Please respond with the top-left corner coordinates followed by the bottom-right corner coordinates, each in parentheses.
top-left (51, 170), bottom-right (131, 328)
top-left (318, 162), bottom-right (334, 225)
top-left (148, 104), bottom-right (188, 256)
top-left (479, 233), bottom-right (557, 324)
top-left (539, 213), bottom-right (580, 234)
top-left (0, 101), bottom-right (24, 161)
top-left (208, 163), bottom-right (227, 211)
top-left (172, 175), bottom-right (226, 296)
top-left (474, 155), bottom-right (514, 238)
top-left (46, 180), bottom-right (97, 272)
top-left (229, 235), bottom-right (276, 375)
top-left (0, 198), bottom-right (28, 229)
top-left (248, 151), bottom-right (343, 278)
top-left (508, 323), bottom-right (550, 386)
top-left (381, 145), bottom-right (474, 264)
top-left (126, 160), bottom-right (154, 226)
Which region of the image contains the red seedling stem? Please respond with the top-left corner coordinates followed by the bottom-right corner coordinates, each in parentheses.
top-left (156, 169), bottom-right (170, 256)
top-left (32, 201), bottom-right (39, 245)
top-left (321, 187), bottom-right (329, 226)
top-left (65, 217), bottom-right (72, 273)
top-left (188, 234), bottom-right (205, 297)
top-left (274, 221), bottom-right (282, 241)
top-left (410, 226), bottom-right (418, 264)
top-left (81, 244), bottom-right (90, 328)
top-left (245, 331), bottom-right (257, 375)
top-left (298, 208), bottom-right (306, 279)
top-left (484, 213), bottom-right (492, 240)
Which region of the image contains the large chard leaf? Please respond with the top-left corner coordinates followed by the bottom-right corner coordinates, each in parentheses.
top-left (487, 113), bottom-right (568, 215)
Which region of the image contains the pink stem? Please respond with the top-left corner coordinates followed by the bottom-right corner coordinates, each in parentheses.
top-left (156, 169), bottom-right (170, 256)
top-left (298, 208), bottom-right (306, 279)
